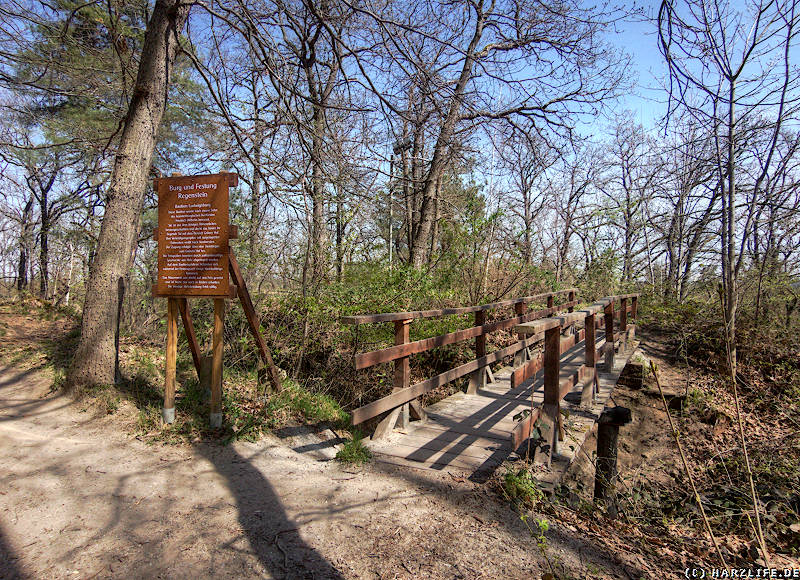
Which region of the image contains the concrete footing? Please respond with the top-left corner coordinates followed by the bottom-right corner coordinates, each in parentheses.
top-left (209, 412), bottom-right (222, 428)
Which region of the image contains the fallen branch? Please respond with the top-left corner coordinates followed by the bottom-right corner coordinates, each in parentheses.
top-left (717, 284), bottom-right (771, 568)
top-left (649, 360), bottom-right (728, 569)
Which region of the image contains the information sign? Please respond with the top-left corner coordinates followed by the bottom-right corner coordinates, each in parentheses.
top-left (156, 173), bottom-right (230, 296)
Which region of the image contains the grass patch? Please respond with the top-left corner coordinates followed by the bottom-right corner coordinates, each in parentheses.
top-left (79, 383), bottom-right (122, 415)
top-left (263, 380), bottom-right (350, 430)
top-left (335, 431), bottom-right (372, 465)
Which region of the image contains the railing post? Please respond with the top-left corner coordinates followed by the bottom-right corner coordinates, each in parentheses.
top-left (620, 297), bottom-right (628, 353)
top-left (534, 324), bottom-right (561, 467)
top-left (604, 301), bottom-right (615, 372)
top-left (467, 310), bottom-right (487, 394)
top-left (546, 294), bottom-right (554, 309)
top-left (395, 318), bottom-right (411, 429)
top-left (583, 312), bottom-right (596, 406)
top-left (630, 296), bottom-right (638, 343)
top-left (513, 302), bottom-right (529, 367)
top-left (563, 290), bottom-right (576, 336)
top-left (373, 318), bottom-right (412, 438)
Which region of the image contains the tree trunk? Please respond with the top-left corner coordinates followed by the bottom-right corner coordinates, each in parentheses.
top-left (428, 177), bottom-right (441, 259)
top-left (67, 0), bottom-right (190, 389)
top-left (63, 241), bottom-right (74, 307)
top-left (249, 142), bottom-right (263, 278)
top-left (409, 7), bottom-right (485, 268)
top-left (16, 243), bottom-right (28, 292)
top-left (16, 195), bottom-right (34, 292)
top-left (307, 103), bottom-right (329, 287)
top-left (725, 81), bottom-right (737, 380)
top-left (39, 193), bottom-right (49, 297)
top-left (523, 189), bottom-right (532, 265)
top-left (335, 185), bottom-right (344, 282)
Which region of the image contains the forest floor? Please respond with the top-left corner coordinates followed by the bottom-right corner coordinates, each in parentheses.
top-left (0, 300), bottom-right (797, 579)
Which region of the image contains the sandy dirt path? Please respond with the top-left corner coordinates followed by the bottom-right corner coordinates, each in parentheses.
top-left (0, 363), bottom-right (645, 579)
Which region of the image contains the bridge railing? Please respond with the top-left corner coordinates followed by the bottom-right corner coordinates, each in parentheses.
top-left (344, 291), bottom-right (639, 455)
top-left (511, 293), bottom-right (639, 465)
top-left (342, 289), bottom-right (578, 438)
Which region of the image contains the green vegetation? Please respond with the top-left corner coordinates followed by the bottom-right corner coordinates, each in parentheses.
top-left (335, 431), bottom-right (372, 465)
top-left (501, 466), bottom-right (545, 509)
top-left (262, 381), bottom-right (349, 430)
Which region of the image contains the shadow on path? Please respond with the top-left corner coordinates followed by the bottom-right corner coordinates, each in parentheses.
top-left (196, 443), bottom-right (344, 580)
top-left (0, 523), bottom-right (24, 579)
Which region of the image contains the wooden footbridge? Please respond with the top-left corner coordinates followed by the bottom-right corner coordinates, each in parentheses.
top-left (343, 291), bottom-right (640, 481)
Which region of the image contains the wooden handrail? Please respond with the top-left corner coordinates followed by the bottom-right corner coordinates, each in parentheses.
top-left (354, 302), bottom-right (575, 369)
top-left (349, 291), bottom-right (578, 426)
top-left (348, 292), bottom-right (641, 445)
top-left (510, 293), bottom-right (640, 461)
top-left (341, 289), bottom-right (578, 324)
top-left (351, 335), bottom-right (541, 424)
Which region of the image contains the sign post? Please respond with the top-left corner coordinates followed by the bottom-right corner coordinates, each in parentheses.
top-left (153, 172), bottom-right (236, 427)
top-left (153, 172), bottom-right (283, 427)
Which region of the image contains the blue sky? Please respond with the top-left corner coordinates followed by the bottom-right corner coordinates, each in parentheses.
top-left (613, 4), bottom-right (670, 130)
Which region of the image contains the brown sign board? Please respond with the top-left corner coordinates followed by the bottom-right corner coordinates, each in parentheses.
top-left (155, 173), bottom-right (233, 297)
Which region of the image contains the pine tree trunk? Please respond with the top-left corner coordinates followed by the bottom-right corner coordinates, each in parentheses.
top-left (66, 0), bottom-right (190, 389)
top-left (39, 193), bottom-right (49, 297)
top-left (16, 195), bottom-right (34, 292)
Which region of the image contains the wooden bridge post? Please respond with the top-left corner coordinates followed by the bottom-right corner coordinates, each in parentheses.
top-left (620, 297), bottom-right (628, 354)
top-left (468, 310), bottom-right (488, 394)
top-left (534, 324), bottom-right (561, 467)
top-left (594, 406), bottom-right (632, 511)
top-left (630, 296), bottom-right (638, 343)
top-left (373, 318), bottom-right (412, 438)
top-left (564, 290), bottom-right (576, 336)
top-left (513, 302), bottom-right (529, 368)
top-left (604, 301), bottom-right (615, 372)
top-left (582, 312), bottom-right (596, 407)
